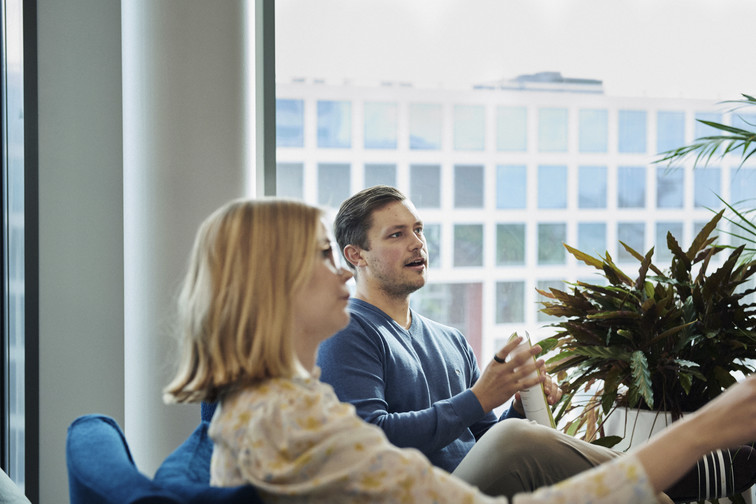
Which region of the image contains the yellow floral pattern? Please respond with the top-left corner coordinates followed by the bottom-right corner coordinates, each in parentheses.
top-left (208, 376), bottom-right (657, 503)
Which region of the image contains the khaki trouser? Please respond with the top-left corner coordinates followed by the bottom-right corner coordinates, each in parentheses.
top-left (452, 419), bottom-right (673, 504)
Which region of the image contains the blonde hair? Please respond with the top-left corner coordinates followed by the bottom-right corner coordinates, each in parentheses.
top-left (164, 198), bottom-right (323, 404)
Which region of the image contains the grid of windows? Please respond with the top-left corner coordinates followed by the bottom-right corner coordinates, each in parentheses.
top-left (276, 82), bottom-right (747, 359)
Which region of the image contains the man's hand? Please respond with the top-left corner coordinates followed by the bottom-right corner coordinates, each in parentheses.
top-left (470, 336), bottom-right (546, 413)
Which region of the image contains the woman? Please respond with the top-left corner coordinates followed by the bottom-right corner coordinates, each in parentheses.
top-left (164, 197), bottom-right (756, 503)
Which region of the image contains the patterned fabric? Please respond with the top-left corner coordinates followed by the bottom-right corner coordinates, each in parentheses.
top-left (209, 376), bottom-right (658, 504)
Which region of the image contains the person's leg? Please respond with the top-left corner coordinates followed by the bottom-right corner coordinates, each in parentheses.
top-left (452, 419), bottom-right (617, 499)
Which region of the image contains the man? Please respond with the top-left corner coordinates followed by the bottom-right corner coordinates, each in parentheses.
top-left (317, 185), bottom-right (753, 502)
top-left (317, 185), bottom-right (618, 498)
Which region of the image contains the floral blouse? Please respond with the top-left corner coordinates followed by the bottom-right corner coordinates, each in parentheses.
top-left (208, 375), bottom-right (658, 504)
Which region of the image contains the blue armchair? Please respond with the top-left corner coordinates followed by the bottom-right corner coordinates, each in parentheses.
top-left (66, 413), bottom-right (261, 504)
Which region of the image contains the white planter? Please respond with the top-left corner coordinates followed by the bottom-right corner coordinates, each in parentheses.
top-left (605, 407), bottom-right (753, 504)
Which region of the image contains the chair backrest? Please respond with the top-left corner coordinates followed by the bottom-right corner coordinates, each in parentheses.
top-left (153, 419), bottom-right (263, 504)
top-left (66, 414), bottom-right (181, 504)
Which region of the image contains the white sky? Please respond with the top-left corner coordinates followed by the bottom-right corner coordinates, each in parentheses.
top-left (276, 0), bottom-right (756, 101)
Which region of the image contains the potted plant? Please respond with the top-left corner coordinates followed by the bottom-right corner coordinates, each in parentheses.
top-left (537, 210), bottom-right (756, 448)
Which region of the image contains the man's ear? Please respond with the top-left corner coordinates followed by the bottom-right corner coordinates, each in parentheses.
top-left (343, 244), bottom-right (364, 268)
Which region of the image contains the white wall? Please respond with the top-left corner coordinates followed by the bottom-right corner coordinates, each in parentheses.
top-left (37, 0), bottom-right (125, 501)
top-left (36, 0), bottom-right (253, 501)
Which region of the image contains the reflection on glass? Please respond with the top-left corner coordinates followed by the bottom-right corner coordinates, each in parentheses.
top-left (454, 165), bottom-right (484, 208)
top-left (578, 165), bottom-right (607, 208)
top-left (538, 165), bottom-right (567, 209)
top-left (694, 112), bottom-right (722, 139)
top-left (276, 162), bottom-right (304, 199)
top-left (731, 113), bottom-right (756, 132)
top-left (276, 98), bottom-right (304, 147)
top-left (5, 0), bottom-right (26, 487)
top-left (618, 166), bottom-right (646, 208)
top-left (364, 163), bottom-right (396, 188)
top-left (317, 163), bottom-right (350, 207)
top-left (454, 224), bottom-right (484, 267)
top-left (655, 221), bottom-right (683, 262)
top-left (411, 283), bottom-right (483, 358)
top-left (454, 104), bottom-right (485, 151)
top-left (538, 108), bottom-right (568, 152)
top-left (317, 100), bottom-right (351, 148)
top-left (496, 281), bottom-right (525, 323)
top-left (694, 167), bottom-right (721, 208)
top-left (656, 167), bottom-right (684, 208)
top-left (410, 164), bottom-right (441, 208)
top-left (496, 223), bottom-right (526, 265)
top-left (617, 222), bottom-right (645, 261)
top-left (364, 102), bottom-right (398, 149)
top-left (424, 223), bottom-right (441, 268)
top-left (537, 279), bottom-right (564, 322)
top-left (656, 111), bottom-right (685, 154)
top-left (497, 106), bottom-right (527, 151)
top-left (537, 223), bottom-right (566, 264)
top-left (731, 167), bottom-right (756, 206)
top-left (578, 222), bottom-right (606, 256)
top-left (409, 103), bottom-right (442, 150)
top-left (496, 165), bottom-right (526, 209)
top-left (618, 110), bottom-right (647, 153)
top-left (579, 109), bottom-right (608, 153)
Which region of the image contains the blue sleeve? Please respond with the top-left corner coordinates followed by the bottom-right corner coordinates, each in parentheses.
top-left (499, 402), bottom-right (525, 421)
top-left (318, 319), bottom-right (488, 454)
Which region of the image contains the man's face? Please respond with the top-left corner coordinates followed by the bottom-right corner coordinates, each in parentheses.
top-left (357, 199), bottom-right (428, 298)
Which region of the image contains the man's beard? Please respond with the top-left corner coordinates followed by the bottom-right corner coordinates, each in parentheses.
top-left (375, 269), bottom-right (426, 299)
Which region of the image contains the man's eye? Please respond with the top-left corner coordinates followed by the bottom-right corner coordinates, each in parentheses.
top-left (389, 232), bottom-right (401, 238)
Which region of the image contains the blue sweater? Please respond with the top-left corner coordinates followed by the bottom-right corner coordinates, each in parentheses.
top-left (317, 298), bottom-right (520, 473)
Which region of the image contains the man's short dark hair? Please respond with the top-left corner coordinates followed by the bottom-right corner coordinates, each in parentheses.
top-left (334, 185), bottom-right (407, 269)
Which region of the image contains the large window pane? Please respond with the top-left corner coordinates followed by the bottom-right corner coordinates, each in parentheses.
top-left (454, 105), bottom-right (485, 151)
top-left (579, 109), bottom-right (608, 153)
top-left (276, 98), bottom-right (304, 147)
top-left (538, 223), bottom-right (566, 264)
top-left (276, 162), bottom-right (304, 199)
top-left (732, 113), bottom-right (756, 132)
top-left (454, 224), bottom-right (484, 267)
top-left (694, 112), bottom-right (722, 139)
top-left (424, 223), bottom-right (441, 268)
top-left (496, 106), bottom-right (527, 151)
top-left (496, 223), bottom-right (526, 265)
top-left (617, 222), bottom-right (645, 261)
top-left (618, 110), bottom-right (647, 153)
top-left (656, 167), bottom-right (684, 208)
top-left (410, 164), bottom-right (441, 208)
top-left (656, 111), bottom-right (685, 154)
top-left (454, 165), bottom-right (484, 208)
top-left (731, 167), bottom-right (756, 205)
top-left (364, 163), bottom-right (396, 188)
top-left (538, 165), bottom-right (567, 209)
top-left (409, 103), bottom-right (442, 150)
top-left (317, 163), bottom-right (350, 207)
top-left (538, 108), bottom-right (568, 152)
top-left (496, 165), bottom-right (526, 209)
top-left (412, 283), bottom-right (483, 358)
top-left (618, 166), bottom-right (646, 208)
top-left (364, 101), bottom-right (398, 149)
top-left (317, 100), bottom-right (351, 148)
top-left (4, 0), bottom-right (27, 488)
top-left (537, 279), bottom-right (564, 322)
top-left (655, 222), bottom-right (683, 262)
top-left (694, 167), bottom-right (721, 208)
top-left (578, 165), bottom-right (607, 208)
top-left (496, 281), bottom-right (525, 323)
top-left (578, 222), bottom-right (606, 255)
